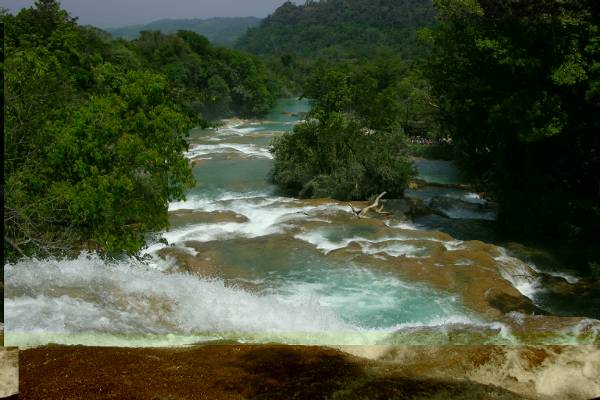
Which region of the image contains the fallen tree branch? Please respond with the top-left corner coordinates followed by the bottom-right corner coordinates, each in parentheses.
top-left (359, 192), bottom-right (387, 218)
top-left (348, 203), bottom-right (361, 217)
top-left (348, 192), bottom-right (388, 218)
top-left (375, 205), bottom-right (391, 215)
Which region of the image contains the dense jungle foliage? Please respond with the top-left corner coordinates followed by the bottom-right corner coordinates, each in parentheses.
top-left (259, 0), bottom-right (599, 257)
top-left (2, 0), bottom-right (276, 260)
top-left (237, 0), bottom-right (435, 59)
top-left (236, 0), bottom-right (436, 93)
top-left (270, 57), bottom-right (437, 199)
top-left (425, 0), bottom-right (600, 247)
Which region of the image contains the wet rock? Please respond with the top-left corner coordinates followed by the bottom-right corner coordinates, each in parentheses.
top-left (503, 243), bottom-right (562, 269)
top-left (157, 246), bottom-right (220, 277)
top-left (181, 235), bottom-right (317, 283)
top-left (341, 240), bottom-right (544, 321)
top-left (20, 345), bottom-right (535, 400)
top-left (168, 210), bottom-right (249, 228)
top-left (539, 274), bottom-right (600, 297)
top-left (409, 178), bottom-right (472, 191)
top-left (21, 344), bottom-right (600, 399)
top-left (360, 345), bottom-right (600, 400)
top-left (535, 274), bottom-right (600, 319)
top-left (484, 288), bottom-right (548, 316)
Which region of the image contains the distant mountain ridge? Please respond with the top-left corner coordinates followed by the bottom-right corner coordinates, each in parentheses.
top-left (236, 0), bottom-right (435, 58)
top-left (107, 17), bottom-right (261, 46)
top-left (264, 0), bottom-right (434, 26)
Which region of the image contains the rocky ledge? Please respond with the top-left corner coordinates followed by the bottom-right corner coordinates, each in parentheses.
top-left (18, 344), bottom-right (600, 399)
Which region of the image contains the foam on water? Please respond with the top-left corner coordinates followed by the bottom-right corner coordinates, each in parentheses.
top-left (267, 266), bottom-right (469, 329)
top-left (294, 229), bottom-right (461, 255)
top-left (186, 143), bottom-right (272, 159)
top-left (0, 349), bottom-right (18, 398)
top-left (469, 346), bottom-right (600, 399)
top-left (405, 186), bottom-right (497, 221)
top-left (4, 254), bottom-right (499, 348)
top-left (168, 191), bottom-right (275, 211)
top-left (385, 220), bottom-right (418, 230)
top-left (405, 187), bottom-right (487, 205)
top-left (4, 254), bottom-right (355, 347)
top-left (360, 241), bottom-right (427, 258)
top-left (164, 195), bottom-right (349, 246)
top-left (494, 251), bottom-right (541, 300)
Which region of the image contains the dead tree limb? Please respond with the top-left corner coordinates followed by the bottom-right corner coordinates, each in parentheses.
top-left (375, 205), bottom-right (391, 215)
top-left (348, 192), bottom-right (388, 218)
top-left (4, 235), bottom-right (26, 258)
top-left (348, 203), bottom-right (361, 217)
top-left (359, 192), bottom-right (387, 217)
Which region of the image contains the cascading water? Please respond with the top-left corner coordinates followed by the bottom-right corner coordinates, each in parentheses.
top-left (4, 98), bottom-right (599, 348)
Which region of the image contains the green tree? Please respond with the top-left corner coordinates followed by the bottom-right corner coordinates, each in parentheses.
top-left (270, 60), bottom-right (416, 200)
top-left (3, 1), bottom-right (194, 260)
top-left (425, 0), bottom-right (600, 246)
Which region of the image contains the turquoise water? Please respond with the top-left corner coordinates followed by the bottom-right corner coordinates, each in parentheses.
top-left (5, 98), bottom-right (598, 348)
top-left (413, 159), bottom-right (465, 185)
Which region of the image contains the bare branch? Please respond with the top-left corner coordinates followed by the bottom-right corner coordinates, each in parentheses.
top-left (358, 192), bottom-right (387, 218)
top-left (4, 235), bottom-right (26, 258)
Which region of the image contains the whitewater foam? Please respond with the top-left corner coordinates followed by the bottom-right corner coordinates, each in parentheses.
top-left (164, 197), bottom-right (347, 246)
top-left (294, 230), bottom-right (442, 258)
top-left (186, 143), bottom-right (272, 159)
top-left (4, 253), bottom-right (498, 347)
top-left (4, 254), bottom-right (359, 347)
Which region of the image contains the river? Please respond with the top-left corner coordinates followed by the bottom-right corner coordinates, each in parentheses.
top-left (4, 98), bottom-right (600, 348)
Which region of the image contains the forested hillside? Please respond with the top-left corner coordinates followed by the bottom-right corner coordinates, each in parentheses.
top-left (107, 17), bottom-right (261, 46)
top-left (2, 1), bottom-right (276, 260)
top-left (236, 0), bottom-right (435, 59)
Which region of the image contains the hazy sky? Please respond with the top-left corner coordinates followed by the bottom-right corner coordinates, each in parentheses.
top-left (0, 0), bottom-right (300, 28)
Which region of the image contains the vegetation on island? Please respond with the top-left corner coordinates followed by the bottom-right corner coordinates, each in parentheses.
top-left (270, 57), bottom-right (436, 199)
top-left (2, 0), bottom-right (277, 261)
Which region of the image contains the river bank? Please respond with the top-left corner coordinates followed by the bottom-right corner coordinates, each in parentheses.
top-left (18, 344), bottom-right (600, 399)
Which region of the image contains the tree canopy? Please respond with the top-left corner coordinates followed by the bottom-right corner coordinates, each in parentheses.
top-left (270, 59), bottom-right (418, 200)
top-left (236, 0), bottom-right (435, 60)
top-left (424, 0), bottom-right (600, 245)
top-left (2, 0), bottom-right (277, 260)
